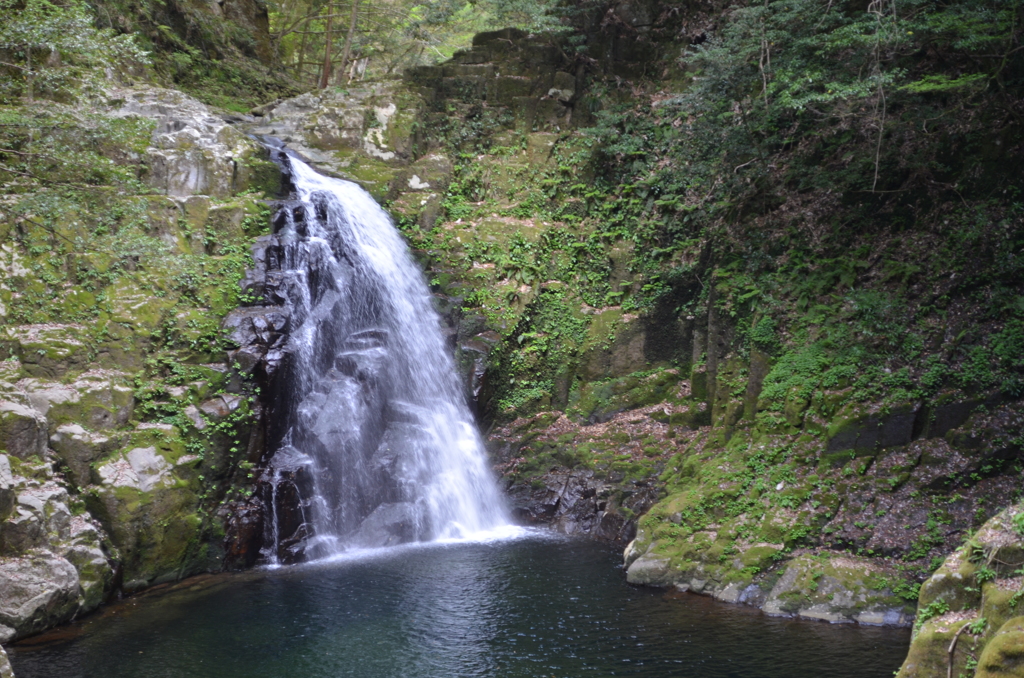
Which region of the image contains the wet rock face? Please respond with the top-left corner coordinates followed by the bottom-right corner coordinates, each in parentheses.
top-left (109, 86), bottom-right (275, 199)
top-left (504, 470), bottom-right (658, 543)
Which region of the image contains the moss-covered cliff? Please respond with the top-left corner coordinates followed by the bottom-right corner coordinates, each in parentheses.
top-left (0, 85), bottom-right (279, 642)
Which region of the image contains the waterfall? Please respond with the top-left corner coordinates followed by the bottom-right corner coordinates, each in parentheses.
top-left (262, 153), bottom-right (508, 562)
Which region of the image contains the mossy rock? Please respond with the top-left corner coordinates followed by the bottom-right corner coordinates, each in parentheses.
top-left (83, 425), bottom-right (208, 587)
top-left (576, 309), bottom-right (648, 383)
top-left (763, 553), bottom-right (915, 624)
top-left (103, 277), bottom-right (177, 335)
top-left (571, 368), bottom-right (681, 423)
top-left (980, 581), bottom-right (1024, 649)
top-left (976, 616), bottom-right (1024, 678)
top-left (897, 615), bottom-right (976, 678)
top-left (0, 325), bottom-right (89, 379)
top-left (45, 375), bottom-right (134, 432)
top-left (825, 402), bottom-right (919, 454)
top-left (0, 400), bottom-right (47, 459)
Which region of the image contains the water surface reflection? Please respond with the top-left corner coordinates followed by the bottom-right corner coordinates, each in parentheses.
top-left (9, 534), bottom-right (910, 678)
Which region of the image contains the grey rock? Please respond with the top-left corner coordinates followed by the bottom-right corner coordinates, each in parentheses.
top-left (1, 485), bottom-right (72, 555)
top-left (351, 502), bottom-right (423, 548)
top-left (0, 456), bottom-right (13, 522)
top-left (109, 86), bottom-right (262, 199)
top-left (625, 551), bottom-right (673, 586)
top-left (0, 643), bottom-right (13, 678)
top-left (95, 447), bottom-right (172, 493)
top-left (0, 549), bottom-right (81, 640)
top-left (0, 401), bottom-right (46, 460)
top-left (62, 516), bottom-right (113, 613)
top-left (49, 424), bottom-right (125, 488)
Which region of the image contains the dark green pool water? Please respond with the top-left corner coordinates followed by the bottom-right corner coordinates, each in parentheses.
top-left (8, 533), bottom-right (910, 678)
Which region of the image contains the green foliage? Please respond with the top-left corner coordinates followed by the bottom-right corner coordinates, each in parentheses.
top-left (0, 0), bottom-right (148, 103)
top-left (1012, 511), bottom-right (1024, 536)
top-left (914, 599), bottom-right (950, 635)
top-left (495, 287), bottom-right (588, 413)
top-left (0, 107), bottom-right (153, 189)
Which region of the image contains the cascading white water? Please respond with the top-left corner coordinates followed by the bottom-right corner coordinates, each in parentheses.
top-left (265, 154), bottom-right (508, 560)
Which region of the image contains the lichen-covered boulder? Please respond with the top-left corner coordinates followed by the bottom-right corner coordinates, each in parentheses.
top-left (0, 325), bottom-right (88, 379)
top-left (625, 549), bottom-right (674, 586)
top-left (762, 553), bottom-right (915, 625)
top-left (49, 424), bottom-right (126, 489)
top-left (250, 82), bottom-right (429, 202)
top-left (45, 375), bottom-right (134, 432)
top-left (84, 425), bottom-right (207, 591)
top-left (109, 86), bottom-right (270, 199)
top-left (63, 516), bottom-right (114, 613)
top-left (0, 549), bottom-right (80, 641)
top-left (0, 401), bottom-right (46, 460)
top-left (899, 611), bottom-right (977, 678)
top-left (0, 484), bottom-right (71, 554)
top-left (918, 547), bottom-right (984, 613)
top-left (0, 457), bottom-right (114, 637)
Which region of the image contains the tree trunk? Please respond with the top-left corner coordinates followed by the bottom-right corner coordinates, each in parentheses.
top-left (295, 14), bottom-right (310, 81)
top-left (318, 2), bottom-right (334, 90)
top-left (25, 47), bottom-right (33, 102)
top-left (339, 0), bottom-right (359, 83)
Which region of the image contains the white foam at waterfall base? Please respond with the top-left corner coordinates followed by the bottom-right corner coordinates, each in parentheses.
top-left (265, 154), bottom-right (510, 561)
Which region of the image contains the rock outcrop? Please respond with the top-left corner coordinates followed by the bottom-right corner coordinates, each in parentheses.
top-left (0, 644), bottom-right (13, 678)
top-left (0, 86), bottom-right (272, 639)
top-left (898, 501), bottom-right (1024, 677)
top-left (0, 454), bottom-right (111, 642)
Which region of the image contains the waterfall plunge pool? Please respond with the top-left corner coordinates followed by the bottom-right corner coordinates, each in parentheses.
top-left (9, 533), bottom-right (909, 678)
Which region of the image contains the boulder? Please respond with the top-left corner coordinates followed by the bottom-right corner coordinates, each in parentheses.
top-left (94, 447), bottom-right (173, 493)
top-left (0, 550), bottom-right (81, 641)
top-left (897, 501), bottom-right (1024, 677)
top-left (625, 550), bottom-right (674, 586)
top-left (0, 456), bottom-right (13, 522)
top-left (1, 485), bottom-right (72, 555)
top-left (49, 424), bottom-right (126, 488)
top-left (0, 325), bottom-right (88, 379)
top-left (62, 517), bottom-right (113, 613)
top-left (85, 429), bottom-right (207, 589)
top-left (0, 644), bottom-right (12, 678)
top-left (109, 86), bottom-right (267, 198)
top-left (976, 616), bottom-right (1024, 678)
top-left (18, 376), bottom-right (134, 434)
top-left (0, 401), bottom-right (46, 460)
top-left (762, 553), bottom-right (914, 626)
top-left (898, 613), bottom-right (975, 678)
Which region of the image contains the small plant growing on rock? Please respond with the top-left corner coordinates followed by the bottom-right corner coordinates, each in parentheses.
top-left (1012, 511), bottom-right (1024, 536)
top-left (913, 599), bottom-right (950, 636)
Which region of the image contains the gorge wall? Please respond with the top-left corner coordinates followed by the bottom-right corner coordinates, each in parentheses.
top-left (234, 22), bottom-right (1024, 641)
top-left (0, 86), bottom-right (277, 642)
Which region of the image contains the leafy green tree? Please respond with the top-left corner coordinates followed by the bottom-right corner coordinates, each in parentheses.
top-left (0, 0), bottom-right (147, 103)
